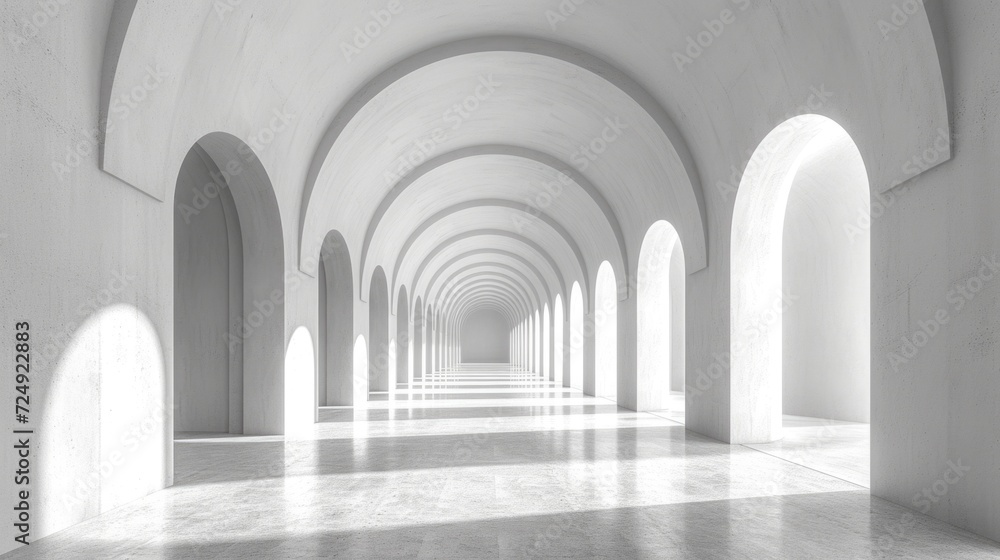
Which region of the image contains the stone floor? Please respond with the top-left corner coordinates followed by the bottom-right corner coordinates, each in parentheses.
top-left (8, 367), bottom-right (1000, 559)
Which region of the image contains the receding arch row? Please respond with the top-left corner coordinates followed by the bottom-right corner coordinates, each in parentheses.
top-left (453, 296), bottom-right (522, 329)
top-left (425, 254), bottom-right (553, 311)
top-left (395, 229), bottom-right (590, 316)
top-left (420, 248), bottom-right (564, 317)
top-left (390, 204), bottom-right (590, 306)
top-left (414, 257), bottom-right (543, 320)
top-left (411, 238), bottom-right (567, 315)
top-left (358, 145), bottom-right (629, 298)
top-left (297, 36), bottom-right (707, 278)
top-left (440, 275), bottom-right (537, 326)
top-left (431, 265), bottom-right (546, 321)
top-left (455, 297), bottom-right (520, 321)
top-left (442, 277), bottom-right (534, 324)
top-left (445, 278), bottom-right (537, 326)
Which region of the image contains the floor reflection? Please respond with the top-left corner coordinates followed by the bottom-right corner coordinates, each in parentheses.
top-left (9, 367), bottom-right (998, 559)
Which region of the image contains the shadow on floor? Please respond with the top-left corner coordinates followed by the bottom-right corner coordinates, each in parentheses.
top-left (318, 403), bottom-right (623, 423)
top-left (172, 424), bottom-right (723, 486)
top-left (12, 492), bottom-right (1000, 559)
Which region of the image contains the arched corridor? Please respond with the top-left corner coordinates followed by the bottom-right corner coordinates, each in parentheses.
top-left (5, 1), bottom-right (1000, 558)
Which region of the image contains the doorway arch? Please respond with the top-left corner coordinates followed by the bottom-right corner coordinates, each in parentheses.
top-left (595, 261), bottom-right (618, 401)
top-left (637, 220), bottom-right (686, 412)
top-left (570, 282), bottom-right (584, 390)
top-left (397, 287), bottom-right (410, 386)
top-left (368, 266), bottom-right (390, 394)
top-left (285, 326), bottom-right (315, 435)
top-left (554, 294), bottom-right (565, 386)
top-left (319, 230), bottom-right (355, 406)
top-left (731, 115), bottom-right (870, 443)
top-left (174, 132), bottom-right (284, 436)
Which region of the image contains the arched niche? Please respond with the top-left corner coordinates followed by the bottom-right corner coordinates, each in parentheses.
top-left (174, 132), bottom-right (284, 436)
top-left (319, 230), bottom-right (355, 406)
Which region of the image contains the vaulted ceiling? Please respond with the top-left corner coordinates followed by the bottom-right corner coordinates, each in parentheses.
top-left (99, 0), bottom-right (948, 328)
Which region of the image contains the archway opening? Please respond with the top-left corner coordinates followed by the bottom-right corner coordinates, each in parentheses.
top-left (353, 336), bottom-right (369, 408)
top-left (637, 220), bottom-right (686, 416)
top-left (543, 303), bottom-right (552, 380)
top-left (533, 309), bottom-right (541, 375)
top-left (174, 133), bottom-right (284, 436)
top-left (554, 294), bottom-right (565, 387)
top-left (595, 261), bottom-right (618, 401)
top-left (284, 326), bottom-right (315, 435)
top-left (570, 282), bottom-right (584, 390)
top-left (396, 288), bottom-right (410, 387)
top-left (425, 305), bottom-right (434, 377)
top-left (731, 115), bottom-right (870, 484)
top-left (319, 230), bottom-right (355, 406)
top-left (368, 267), bottom-right (390, 397)
top-left (413, 298), bottom-right (424, 382)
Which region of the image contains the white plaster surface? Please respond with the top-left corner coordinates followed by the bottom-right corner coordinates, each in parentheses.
top-left (5, 0), bottom-right (1000, 552)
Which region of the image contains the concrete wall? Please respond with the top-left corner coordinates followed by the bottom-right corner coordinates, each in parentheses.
top-left (460, 309), bottom-right (510, 363)
top-left (6, 0), bottom-right (1000, 552)
top-left (872, 1), bottom-right (1000, 542)
top-left (0, 3), bottom-right (172, 553)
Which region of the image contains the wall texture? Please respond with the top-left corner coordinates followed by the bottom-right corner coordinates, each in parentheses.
top-left (872, 0), bottom-right (1000, 542)
top-left (0, 3), bottom-right (172, 553)
top-left (4, 0), bottom-right (1000, 552)
top-left (461, 310), bottom-right (510, 363)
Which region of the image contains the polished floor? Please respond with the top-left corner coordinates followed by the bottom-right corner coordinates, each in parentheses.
top-left (9, 366), bottom-right (1000, 559)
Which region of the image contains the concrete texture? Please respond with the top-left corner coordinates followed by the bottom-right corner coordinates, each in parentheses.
top-left (460, 309), bottom-right (510, 364)
top-left (3, 0), bottom-right (1000, 554)
top-left (5, 368), bottom-right (999, 559)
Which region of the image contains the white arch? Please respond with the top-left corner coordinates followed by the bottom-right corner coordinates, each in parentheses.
top-left (570, 282), bottom-right (585, 390)
top-left (554, 294), bottom-right (565, 387)
top-left (353, 336), bottom-right (369, 408)
top-left (637, 220), bottom-right (686, 412)
top-left (595, 262), bottom-right (618, 400)
top-left (731, 114), bottom-right (870, 443)
top-left (285, 326), bottom-right (316, 436)
top-left (543, 303), bottom-right (552, 380)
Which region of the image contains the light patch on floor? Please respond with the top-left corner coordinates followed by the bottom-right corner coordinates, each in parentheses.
top-left (8, 368), bottom-right (999, 559)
